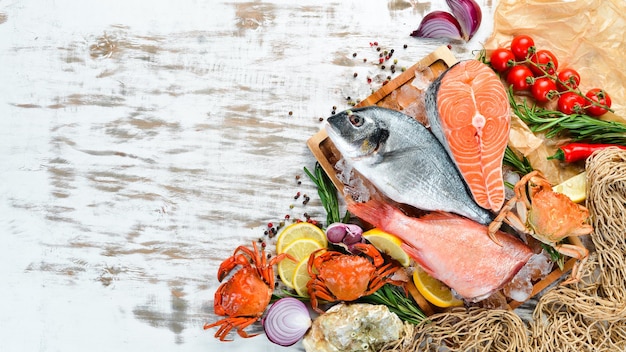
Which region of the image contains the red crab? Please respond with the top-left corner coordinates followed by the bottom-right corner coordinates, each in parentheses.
top-left (488, 170), bottom-right (592, 284)
top-left (204, 241), bottom-right (294, 341)
top-left (307, 243), bottom-right (405, 313)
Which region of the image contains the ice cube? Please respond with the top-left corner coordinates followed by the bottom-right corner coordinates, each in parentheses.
top-left (526, 251), bottom-right (553, 281)
top-left (502, 251), bottom-right (554, 302)
top-left (335, 158), bottom-right (371, 203)
top-left (502, 268), bottom-right (533, 302)
top-left (410, 66), bottom-right (435, 90)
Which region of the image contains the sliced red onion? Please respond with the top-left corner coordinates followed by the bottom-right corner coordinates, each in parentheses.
top-left (410, 11), bottom-right (463, 41)
top-left (262, 297), bottom-right (312, 347)
top-left (446, 0), bottom-right (482, 40)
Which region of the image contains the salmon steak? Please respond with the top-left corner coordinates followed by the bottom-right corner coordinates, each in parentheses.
top-left (425, 60), bottom-right (510, 212)
top-left (348, 199), bottom-right (533, 302)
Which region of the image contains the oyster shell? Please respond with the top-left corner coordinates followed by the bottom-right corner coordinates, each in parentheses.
top-left (302, 303), bottom-right (404, 352)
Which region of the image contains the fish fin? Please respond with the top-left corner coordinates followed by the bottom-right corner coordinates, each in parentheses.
top-left (346, 198), bottom-right (394, 229)
top-left (400, 243), bottom-right (436, 274)
top-left (417, 211), bottom-right (458, 221)
top-left (379, 146), bottom-right (429, 163)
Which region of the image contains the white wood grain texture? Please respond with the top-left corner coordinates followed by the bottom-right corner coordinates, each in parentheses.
top-left (0, 0), bottom-right (495, 351)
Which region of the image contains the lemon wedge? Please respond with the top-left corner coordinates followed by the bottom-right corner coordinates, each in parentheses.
top-left (362, 228), bottom-right (411, 267)
top-left (412, 266), bottom-right (464, 308)
top-left (552, 172), bottom-right (587, 203)
top-left (276, 222), bottom-right (327, 253)
top-left (277, 238), bottom-right (324, 288)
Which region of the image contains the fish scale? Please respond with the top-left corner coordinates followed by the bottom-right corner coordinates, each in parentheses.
top-left (326, 106), bottom-right (493, 225)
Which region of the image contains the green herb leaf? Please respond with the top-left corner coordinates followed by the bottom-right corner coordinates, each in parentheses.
top-left (541, 243), bottom-right (565, 271)
top-left (358, 284), bottom-right (428, 325)
top-left (508, 86), bottom-right (626, 145)
top-left (304, 162), bottom-right (349, 227)
top-left (503, 146), bottom-right (533, 176)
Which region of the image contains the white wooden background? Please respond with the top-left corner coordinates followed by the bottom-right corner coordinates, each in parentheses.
top-left (0, 1), bottom-right (495, 351)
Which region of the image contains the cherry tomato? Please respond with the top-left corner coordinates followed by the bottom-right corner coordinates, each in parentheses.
top-left (556, 68), bottom-right (581, 92)
top-left (529, 50), bottom-right (558, 76)
top-left (489, 48), bottom-right (515, 73)
top-left (585, 88), bottom-right (612, 116)
top-left (531, 77), bottom-right (557, 103)
top-left (506, 65), bottom-right (534, 91)
top-left (510, 35), bottom-right (535, 61)
top-left (558, 92), bottom-right (586, 115)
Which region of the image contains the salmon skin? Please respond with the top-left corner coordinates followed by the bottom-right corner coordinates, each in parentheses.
top-left (348, 199), bottom-right (533, 302)
top-left (326, 106), bottom-right (493, 225)
top-left (425, 60), bottom-right (510, 212)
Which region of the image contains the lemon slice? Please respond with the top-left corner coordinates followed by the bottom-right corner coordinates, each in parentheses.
top-left (552, 172), bottom-right (587, 203)
top-left (292, 259), bottom-right (312, 297)
top-left (412, 266), bottom-right (464, 308)
top-left (292, 249), bottom-right (326, 297)
top-left (277, 239), bottom-right (324, 288)
top-left (276, 222), bottom-right (327, 254)
top-left (362, 228), bottom-right (411, 267)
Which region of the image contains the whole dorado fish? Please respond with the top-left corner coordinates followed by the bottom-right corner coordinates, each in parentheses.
top-left (348, 199), bottom-right (533, 301)
top-left (326, 106), bottom-right (493, 225)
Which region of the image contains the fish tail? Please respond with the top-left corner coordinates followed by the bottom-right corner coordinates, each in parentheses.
top-left (346, 199), bottom-right (395, 229)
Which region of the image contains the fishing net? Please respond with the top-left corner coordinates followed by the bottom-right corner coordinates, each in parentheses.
top-left (528, 148), bottom-right (626, 351)
top-left (381, 148), bottom-right (626, 352)
top-left (380, 307), bottom-right (530, 352)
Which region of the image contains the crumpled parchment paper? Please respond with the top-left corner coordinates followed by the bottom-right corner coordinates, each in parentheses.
top-left (483, 0), bottom-right (626, 183)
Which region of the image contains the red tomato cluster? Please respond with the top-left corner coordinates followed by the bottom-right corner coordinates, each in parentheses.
top-left (489, 34), bottom-right (612, 117)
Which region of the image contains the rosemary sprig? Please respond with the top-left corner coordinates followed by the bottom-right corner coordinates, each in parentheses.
top-left (358, 284), bottom-right (428, 325)
top-left (503, 146), bottom-right (533, 176)
top-left (304, 162), bottom-right (350, 227)
top-left (508, 86), bottom-right (626, 145)
top-left (541, 244), bottom-right (565, 271)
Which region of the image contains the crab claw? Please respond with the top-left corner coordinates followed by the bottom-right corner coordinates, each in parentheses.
top-left (217, 254), bottom-right (251, 282)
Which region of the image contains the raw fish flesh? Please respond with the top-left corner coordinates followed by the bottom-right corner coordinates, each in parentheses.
top-left (348, 199), bottom-right (533, 301)
top-left (425, 60), bottom-right (510, 212)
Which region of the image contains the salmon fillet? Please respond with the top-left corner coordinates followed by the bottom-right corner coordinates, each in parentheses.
top-left (348, 199), bottom-right (532, 302)
top-left (426, 60), bottom-right (510, 212)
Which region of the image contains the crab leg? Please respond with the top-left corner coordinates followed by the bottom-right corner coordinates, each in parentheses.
top-left (555, 243), bottom-right (589, 285)
top-left (308, 280), bottom-right (336, 313)
top-left (263, 252), bottom-right (296, 289)
top-left (367, 263), bottom-right (403, 293)
top-left (354, 243), bottom-right (384, 266)
top-left (204, 316), bottom-right (260, 341)
top-left (217, 254), bottom-right (253, 281)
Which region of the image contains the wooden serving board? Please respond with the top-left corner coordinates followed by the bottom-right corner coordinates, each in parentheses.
top-left (306, 45), bottom-right (576, 314)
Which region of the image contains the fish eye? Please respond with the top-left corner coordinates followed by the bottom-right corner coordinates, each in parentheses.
top-left (349, 113), bottom-right (363, 127)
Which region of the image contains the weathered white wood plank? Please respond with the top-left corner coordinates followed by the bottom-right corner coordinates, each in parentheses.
top-left (0, 1), bottom-right (495, 350)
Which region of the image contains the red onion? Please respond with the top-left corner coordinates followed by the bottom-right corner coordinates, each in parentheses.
top-left (262, 297), bottom-right (312, 347)
top-left (410, 11), bottom-right (463, 41)
top-left (446, 0), bottom-right (482, 40)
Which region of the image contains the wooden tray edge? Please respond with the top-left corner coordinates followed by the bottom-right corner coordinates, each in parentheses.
top-left (357, 45), bottom-right (458, 108)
